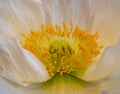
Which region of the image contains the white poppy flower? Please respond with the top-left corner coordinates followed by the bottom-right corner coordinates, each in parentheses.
top-left (0, 0), bottom-right (120, 94)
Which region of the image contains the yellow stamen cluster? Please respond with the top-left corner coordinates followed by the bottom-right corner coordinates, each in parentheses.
top-left (21, 22), bottom-right (103, 77)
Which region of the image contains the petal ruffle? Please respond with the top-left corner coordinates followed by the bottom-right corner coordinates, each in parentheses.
top-left (0, 38), bottom-right (50, 86)
top-left (83, 41), bottom-right (120, 81)
top-left (0, 0), bottom-right (45, 38)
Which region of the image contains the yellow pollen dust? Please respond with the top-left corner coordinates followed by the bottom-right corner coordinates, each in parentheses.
top-left (20, 22), bottom-right (103, 77)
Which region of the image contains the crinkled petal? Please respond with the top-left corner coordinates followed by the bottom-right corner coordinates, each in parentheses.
top-left (91, 0), bottom-right (120, 46)
top-left (83, 41), bottom-right (120, 81)
top-left (0, 0), bottom-right (45, 38)
top-left (42, 0), bottom-right (91, 29)
top-left (0, 38), bottom-right (50, 86)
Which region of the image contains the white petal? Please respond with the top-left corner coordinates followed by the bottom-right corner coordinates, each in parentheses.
top-left (95, 70), bottom-right (120, 94)
top-left (3, 73), bottom-right (120, 94)
top-left (0, 18), bottom-right (15, 39)
top-left (0, 38), bottom-right (50, 85)
top-left (1, 71), bottom-right (120, 94)
top-left (83, 41), bottom-right (120, 81)
top-left (42, 0), bottom-right (91, 29)
top-left (0, 71), bottom-right (29, 86)
top-left (0, 77), bottom-right (19, 94)
top-left (0, 0), bottom-right (45, 38)
top-left (91, 0), bottom-right (120, 46)
top-left (0, 75), bottom-right (88, 94)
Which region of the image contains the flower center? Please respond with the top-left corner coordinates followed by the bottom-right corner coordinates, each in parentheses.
top-left (20, 22), bottom-right (103, 78)
top-left (48, 39), bottom-right (74, 76)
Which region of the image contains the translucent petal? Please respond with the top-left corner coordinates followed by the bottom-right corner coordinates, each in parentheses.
top-left (83, 41), bottom-right (120, 81)
top-left (0, 38), bottom-right (50, 86)
top-left (0, 0), bottom-right (45, 38)
top-left (91, 0), bottom-right (120, 46)
top-left (41, 0), bottom-right (91, 29)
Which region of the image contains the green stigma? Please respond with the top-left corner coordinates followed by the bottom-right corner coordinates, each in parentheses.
top-left (48, 39), bottom-right (75, 76)
top-left (49, 40), bottom-right (72, 56)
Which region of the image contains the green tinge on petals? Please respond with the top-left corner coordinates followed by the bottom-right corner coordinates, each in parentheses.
top-left (29, 74), bottom-right (88, 94)
top-left (21, 73), bottom-right (114, 94)
top-left (70, 66), bottom-right (90, 79)
top-left (70, 70), bottom-right (86, 79)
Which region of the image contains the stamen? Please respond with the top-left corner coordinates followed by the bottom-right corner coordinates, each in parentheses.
top-left (20, 22), bottom-right (103, 77)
